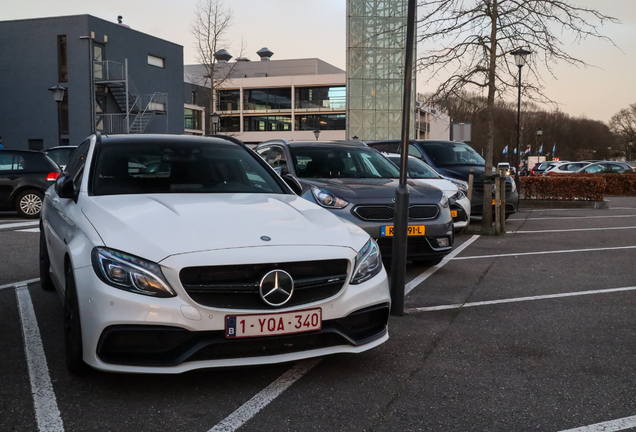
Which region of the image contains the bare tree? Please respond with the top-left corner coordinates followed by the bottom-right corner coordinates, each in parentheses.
top-left (609, 104), bottom-right (636, 154)
top-left (190, 0), bottom-right (237, 132)
top-left (417, 0), bottom-right (618, 232)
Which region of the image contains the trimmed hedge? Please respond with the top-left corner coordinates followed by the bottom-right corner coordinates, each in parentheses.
top-left (566, 173), bottom-right (636, 196)
top-left (520, 176), bottom-right (605, 201)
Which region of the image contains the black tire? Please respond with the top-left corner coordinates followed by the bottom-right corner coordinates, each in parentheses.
top-left (15, 189), bottom-right (44, 219)
top-left (39, 222), bottom-right (54, 291)
top-left (64, 266), bottom-right (88, 374)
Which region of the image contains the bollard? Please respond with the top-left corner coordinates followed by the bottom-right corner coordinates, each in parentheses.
top-left (467, 169), bottom-right (474, 203)
top-left (494, 173), bottom-right (501, 234)
top-left (500, 168), bottom-right (507, 232)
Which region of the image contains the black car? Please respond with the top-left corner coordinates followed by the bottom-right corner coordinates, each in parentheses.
top-left (43, 145), bottom-right (78, 170)
top-left (367, 139), bottom-right (519, 219)
top-left (0, 150), bottom-right (61, 218)
top-left (254, 139), bottom-right (454, 265)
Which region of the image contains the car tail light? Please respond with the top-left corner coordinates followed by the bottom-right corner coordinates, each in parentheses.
top-left (531, 168), bottom-right (535, 175)
top-left (46, 172), bottom-right (60, 182)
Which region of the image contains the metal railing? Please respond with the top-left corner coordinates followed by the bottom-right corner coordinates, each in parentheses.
top-left (96, 114), bottom-right (129, 134)
top-left (93, 61), bottom-right (125, 81)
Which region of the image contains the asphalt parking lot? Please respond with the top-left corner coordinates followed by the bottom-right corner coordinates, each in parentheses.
top-left (2, 197), bottom-right (636, 432)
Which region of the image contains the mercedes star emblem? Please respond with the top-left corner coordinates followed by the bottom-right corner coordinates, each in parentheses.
top-left (259, 270), bottom-right (294, 306)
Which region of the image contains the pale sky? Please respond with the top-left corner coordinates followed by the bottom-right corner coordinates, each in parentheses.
top-left (4, 0), bottom-right (635, 123)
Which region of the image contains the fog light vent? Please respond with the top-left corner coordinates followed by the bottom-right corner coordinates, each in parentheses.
top-left (436, 237), bottom-right (450, 247)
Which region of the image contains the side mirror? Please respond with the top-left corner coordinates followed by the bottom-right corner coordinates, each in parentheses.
top-left (54, 174), bottom-right (75, 200)
top-left (282, 173), bottom-right (303, 195)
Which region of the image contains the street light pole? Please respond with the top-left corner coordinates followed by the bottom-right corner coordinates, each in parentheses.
top-left (210, 112), bottom-right (220, 135)
top-left (510, 48), bottom-right (532, 184)
top-left (48, 85), bottom-right (67, 147)
top-left (536, 127), bottom-right (543, 165)
top-left (313, 129), bottom-right (321, 141)
top-left (628, 141), bottom-right (633, 161)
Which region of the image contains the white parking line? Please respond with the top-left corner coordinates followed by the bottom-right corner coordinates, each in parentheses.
top-left (407, 286), bottom-right (636, 313)
top-left (508, 214), bottom-right (636, 221)
top-left (0, 278), bottom-right (40, 291)
top-left (208, 359), bottom-right (321, 432)
top-left (558, 414), bottom-right (636, 432)
top-left (15, 286), bottom-right (64, 432)
top-left (452, 245), bottom-right (636, 261)
top-left (405, 235), bottom-right (480, 295)
top-left (507, 226), bottom-right (636, 234)
top-left (0, 221), bottom-right (39, 230)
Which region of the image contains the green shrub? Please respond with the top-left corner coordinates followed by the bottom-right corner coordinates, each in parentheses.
top-left (520, 176), bottom-right (605, 201)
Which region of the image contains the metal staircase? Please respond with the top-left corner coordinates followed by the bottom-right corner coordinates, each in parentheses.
top-left (93, 60), bottom-right (167, 134)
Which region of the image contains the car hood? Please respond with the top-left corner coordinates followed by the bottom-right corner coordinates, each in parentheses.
top-left (82, 194), bottom-right (369, 263)
top-left (300, 178), bottom-right (443, 203)
top-left (437, 165), bottom-right (514, 183)
top-left (410, 178), bottom-right (457, 197)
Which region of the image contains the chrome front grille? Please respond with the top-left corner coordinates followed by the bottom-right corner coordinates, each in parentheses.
top-left (179, 259), bottom-right (349, 310)
top-left (352, 205), bottom-right (439, 221)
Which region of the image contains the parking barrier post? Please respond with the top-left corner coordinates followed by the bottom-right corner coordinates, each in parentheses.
top-left (467, 169), bottom-right (474, 203)
top-left (494, 173), bottom-right (501, 234)
top-left (500, 168), bottom-right (507, 232)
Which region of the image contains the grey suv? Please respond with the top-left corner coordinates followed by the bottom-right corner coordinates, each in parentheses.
top-left (254, 140), bottom-right (454, 265)
top-left (367, 139), bottom-right (519, 219)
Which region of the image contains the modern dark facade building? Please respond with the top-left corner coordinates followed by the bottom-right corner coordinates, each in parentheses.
top-left (0, 15), bottom-right (184, 150)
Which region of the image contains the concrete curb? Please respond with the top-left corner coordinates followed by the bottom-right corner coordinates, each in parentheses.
top-left (519, 199), bottom-right (609, 210)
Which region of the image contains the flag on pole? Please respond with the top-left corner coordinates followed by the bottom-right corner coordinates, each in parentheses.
top-left (514, 147), bottom-right (517, 155)
top-left (552, 144), bottom-right (556, 155)
top-left (524, 146), bottom-right (531, 156)
top-left (502, 145), bottom-right (508, 155)
top-left (539, 144), bottom-right (543, 154)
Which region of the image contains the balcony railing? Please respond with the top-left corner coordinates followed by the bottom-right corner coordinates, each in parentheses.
top-left (96, 114), bottom-right (129, 134)
top-left (93, 61), bottom-right (125, 82)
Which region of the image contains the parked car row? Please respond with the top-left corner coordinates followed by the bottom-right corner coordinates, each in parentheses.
top-left (31, 133), bottom-right (510, 375)
top-left (529, 160), bottom-right (634, 176)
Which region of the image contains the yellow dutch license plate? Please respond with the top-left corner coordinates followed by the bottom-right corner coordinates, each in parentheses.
top-left (381, 225), bottom-right (426, 236)
top-left (451, 210), bottom-right (458, 218)
top-left (492, 199), bottom-right (496, 205)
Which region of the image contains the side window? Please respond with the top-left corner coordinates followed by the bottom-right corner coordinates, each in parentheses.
top-left (408, 144), bottom-right (423, 158)
top-left (266, 147), bottom-right (287, 171)
top-left (0, 153), bottom-right (24, 171)
top-left (256, 146), bottom-right (270, 160)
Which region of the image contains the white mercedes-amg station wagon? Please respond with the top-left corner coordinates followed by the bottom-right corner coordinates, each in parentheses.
top-left (40, 134), bottom-right (390, 374)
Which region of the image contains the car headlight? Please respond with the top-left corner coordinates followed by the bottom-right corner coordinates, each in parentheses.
top-left (440, 194), bottom-right (449, 208)
top-left (451, 189), bottom-right (466, 201)
top-left (91, 247), bottom-right (176, 298)
top-left (350, 238), bottom-right (382, 285)
top-left (311, 186), bottom-right (349, 209)
top-left (444, 177), bottom-right (469, 194)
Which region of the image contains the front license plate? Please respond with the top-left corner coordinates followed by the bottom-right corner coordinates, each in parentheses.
top-left (225, 308), bottom-right (322, 338)
top-left (381, 225), bottom-right (426, 236)
top-left (451, 210), bottom-right (458, 218)
top-left (492, 199), bottom-right (496, 205)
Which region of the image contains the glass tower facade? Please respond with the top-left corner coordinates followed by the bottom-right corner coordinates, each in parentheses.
top-left (346, 0), bottom-right (415, 141)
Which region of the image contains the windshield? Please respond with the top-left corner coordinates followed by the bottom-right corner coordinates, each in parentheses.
top-left (92, 141), bottom-right (285, 196)
top-left (46, 148), bottom-right (76, 167)
top-left (290, 146), bottom-right (400, 179)
top-left (418, 142), bottom-right (485, 166)
top-left (387, 155), bottom-right (441, 179)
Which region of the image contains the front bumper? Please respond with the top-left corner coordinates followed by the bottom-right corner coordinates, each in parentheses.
top-left (74, 245), bottom-right (391, 373)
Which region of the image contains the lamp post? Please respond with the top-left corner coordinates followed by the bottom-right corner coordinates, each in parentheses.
top-left (48, 85), bottom-right (67, 147)
top-left (607, 146), bottom-right (612, 160)
top-left (536, 127), bottom-right (543, 164)
top-left (313, 129), bottom-right (321, 141)
top-left (510, 48), bottom-right (532, 184)
top-left (210, 112), bottom-right (220, 135)
top-left (628, 141), bottom-right (633, 161)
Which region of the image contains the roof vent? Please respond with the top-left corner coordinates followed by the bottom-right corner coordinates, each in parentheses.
top-left (214, 49), bottom-right (232, 63)
top-left (257, 47), bottom-right (274, 61)
top-left (236, 56), bottom-right (251, 62)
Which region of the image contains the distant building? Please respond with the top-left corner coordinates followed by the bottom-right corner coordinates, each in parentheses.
top-left (0, 14), bottom-right (184, 150)
top-left (184, 50), bottom-right (346, 143)
top-left (184, 49), bottom-right (449, 144)
top-left (415, 96), bottom-right (451, 140)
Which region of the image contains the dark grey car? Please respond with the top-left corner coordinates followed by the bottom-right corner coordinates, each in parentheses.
top-left (254, 140), bottom-right (454, 264)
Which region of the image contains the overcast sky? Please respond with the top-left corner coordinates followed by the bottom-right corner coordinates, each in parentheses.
top-left (4, 0), bottom-right (635, 123)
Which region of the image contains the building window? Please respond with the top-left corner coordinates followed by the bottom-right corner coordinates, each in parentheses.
top-left (217, 90), bottom-right (240, 111)
top-left (295, 114), bottom-right (346, 131)
top-left (28, 139), bottom-right (44, 150)
top-left (57, 35), bottom-right (68, 83)
top-left (148, 55), bottom-right (165, 68)
top-left (244, 116), bottom-right (292, 132)
top-left (244, 88), bottom-right (292, 111)
top-left (295, 86), bottom-right (346, 109)
top-left (93, 44), bottom-right (104, 80)
top-left (191, 90), bottom-right (198, 105)
top-left (184, 108), bottom-right (201, 130)
top-left (219, 116), bottom-right (240, 132)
